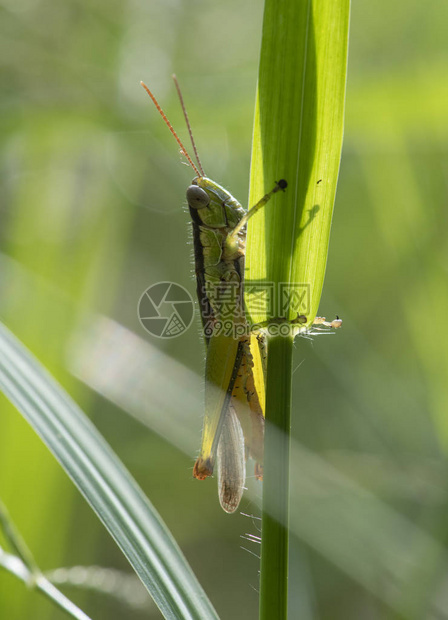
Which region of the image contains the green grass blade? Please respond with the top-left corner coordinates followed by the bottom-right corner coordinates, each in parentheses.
top-left (0, 545), bottom-right (92, 620)
top-left (246, 1), bottom-right (350, 618)
top-left (0, 322), bottom-right (218, 620)
top-left (0, 499), bottom-right (40, 576)
top-left (259, 335), bottom-right (293, 619)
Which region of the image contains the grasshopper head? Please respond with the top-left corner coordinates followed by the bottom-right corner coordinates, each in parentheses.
top-left (186, 178), bottom-right (211, 210)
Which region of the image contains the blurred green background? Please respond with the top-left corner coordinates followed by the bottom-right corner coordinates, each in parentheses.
top-left (1, 0), bottom-right (447, 618)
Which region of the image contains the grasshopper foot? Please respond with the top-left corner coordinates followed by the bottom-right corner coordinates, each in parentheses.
top-left (193, 458), bottom-right (214, 480)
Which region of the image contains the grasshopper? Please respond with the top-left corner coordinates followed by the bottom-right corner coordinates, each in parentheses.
top-left (141, 77), bottom-right (287, 512)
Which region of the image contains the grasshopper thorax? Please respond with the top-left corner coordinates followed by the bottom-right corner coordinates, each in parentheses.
top-left (190, 176), bottom-right (243, 208)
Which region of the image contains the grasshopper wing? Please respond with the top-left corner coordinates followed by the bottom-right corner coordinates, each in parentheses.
top-left (217, 405), bottom-right (245, 513)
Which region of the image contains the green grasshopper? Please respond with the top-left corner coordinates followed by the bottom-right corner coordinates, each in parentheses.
top-left (141, 78), bottom-right (287, 512)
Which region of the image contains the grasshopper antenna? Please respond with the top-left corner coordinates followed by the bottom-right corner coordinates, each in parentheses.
top-left (172, 74), bottom-right (206, 177)
top-left (140, 81), bottom-right (201, 177)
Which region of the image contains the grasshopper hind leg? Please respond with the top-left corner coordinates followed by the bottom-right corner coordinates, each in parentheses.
top-left (217, 406), bottom-right (245, 514)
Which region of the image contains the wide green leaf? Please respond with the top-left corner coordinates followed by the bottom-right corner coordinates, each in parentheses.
top-left (246, 0), bottom-right (350, 325)
top-left (0, 322), bottom-right (217, 620)
top-left (245, 2), bottom-right (350, 618)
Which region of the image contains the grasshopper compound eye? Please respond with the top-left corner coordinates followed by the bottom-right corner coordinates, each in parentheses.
top-left (187, 185), bottom-right (210, 209)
